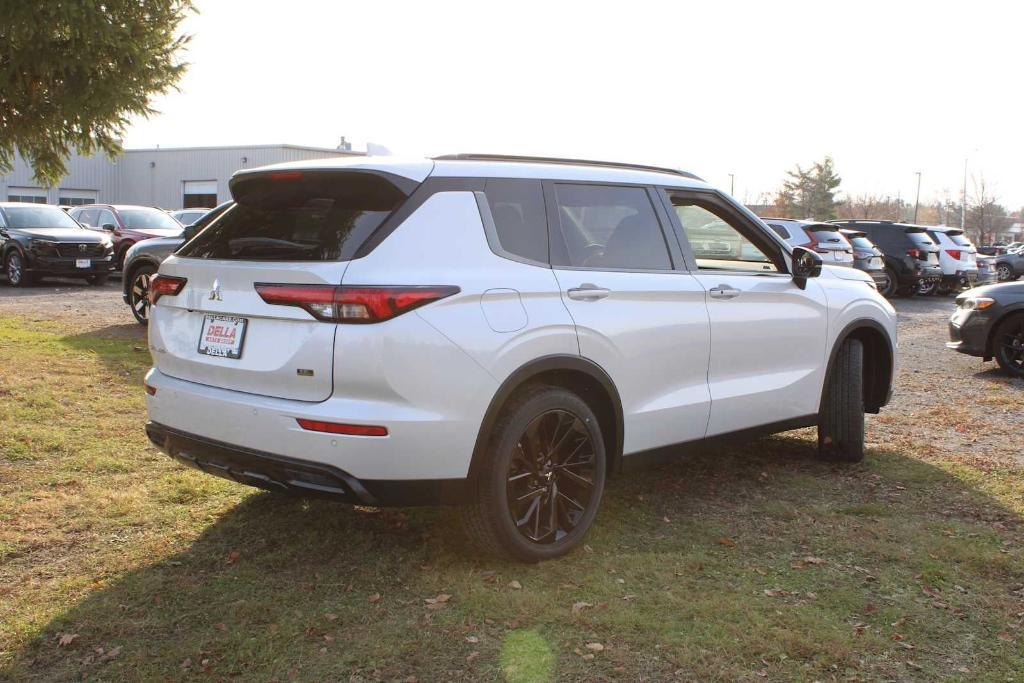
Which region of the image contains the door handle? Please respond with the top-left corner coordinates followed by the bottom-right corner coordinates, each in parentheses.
top-left (567, 284), bottom-right (611, 301)
top-left (708, 284), bottom-right (741, 300)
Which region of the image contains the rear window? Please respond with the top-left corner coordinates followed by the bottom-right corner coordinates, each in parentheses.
top-left (907, 230), bottom-right (938, 247)
top-left (848, 235), bottom-right (875, 250)
top-left (178, 172), bottom-right (409, 261)
top-left (767, 224), bottom-right (790, 239)
top-left (806, 226), bottom-right (847, 244)
top-left (947, 232), bottom-right (972, 247)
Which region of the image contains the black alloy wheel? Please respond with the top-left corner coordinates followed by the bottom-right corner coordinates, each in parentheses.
top-left (128, 265), bottom-right (157, 324)
top-left (506, 409), bottom-right (598, 544)
top-left (917, 278), bottom-right (938, 296)
top-left (997, 263), bottom-right (1014, 282)
top-left (879, 268), bottom-right (898, 297)
top-left (994, 314), bottom-right (1024, 378)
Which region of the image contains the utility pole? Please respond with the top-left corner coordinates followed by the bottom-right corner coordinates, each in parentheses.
top-left (913, 171), bottom-right (921, 223)
top-left (961, 158), bottom-right (968, 230)
top-left (728, 173), bottom-right (735, 196)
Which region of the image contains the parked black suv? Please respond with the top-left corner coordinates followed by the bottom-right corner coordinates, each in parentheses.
top-left (0, 202), bottom-right (115, 287)
top-left (829, 220), bottom-right (942, 297)
top-left (838, 228), bottom-right (889, 291)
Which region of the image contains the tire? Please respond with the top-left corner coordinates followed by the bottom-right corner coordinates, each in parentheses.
top-left (993, 313), bottom-right (1024, 379)
top-left (86, 274), bottom-right (109, 286)
top-left (127, 264), bottom-right (157, 325)
top-left (936, 282), bottom-right (953, 297)
top-left (4, 250), bottom-right (33, 287)
top-left (818, 338), bottom-right (865, 463)
top-left (996, 263), bottom-right (1015, 282)
top-left (461, 385), bottom-right (607, 562)
top-left (879, 268), bottom-right (898, 297)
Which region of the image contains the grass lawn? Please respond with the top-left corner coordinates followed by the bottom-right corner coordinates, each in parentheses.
top-left (1, 314), bottom-right (1022, 681)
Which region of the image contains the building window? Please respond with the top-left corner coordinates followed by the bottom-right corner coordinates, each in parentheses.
top-left (59, 197), bottom-right (96, 206)
top-left (183, 180), bottom-right (217, 209)
top-left (8, 194), bottom-right (47, 204)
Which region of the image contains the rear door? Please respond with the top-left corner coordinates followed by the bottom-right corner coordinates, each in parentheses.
top-left (149, 170), bottom-right (415, 402)
top-left (660, 189), bottom-right (829, 436)
top-left (546, 182), bottom-right (711, 453)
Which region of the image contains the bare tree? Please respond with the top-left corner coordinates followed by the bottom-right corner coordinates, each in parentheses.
top-left (966, 175), bottom-right (1008, 245)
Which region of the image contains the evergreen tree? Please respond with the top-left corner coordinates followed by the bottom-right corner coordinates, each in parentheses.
top-left (0, 1), bottom-right (194, 186)
top-left (777, 156), bottom-right (842, 219)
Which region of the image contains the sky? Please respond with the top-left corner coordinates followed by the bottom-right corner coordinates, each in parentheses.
top-left (124, 0), bottom-right (1024, 208)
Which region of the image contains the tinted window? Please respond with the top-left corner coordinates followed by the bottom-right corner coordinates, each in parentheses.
top-left (552, 184), bottom-right (671, 270)
top-left (75, 208), bottom-right (97, 226)
top-left (907, 230), bottom-right (937, 247)
top-left (2, 205), bottom-right (83, 230)
top-left (484, 179), bottom-right (548, 263)
top-left (848, 235), bottom-right (875, 250)
top-left (179, 172), bottom-right (408, 261)
top-left (768, 224), bottom-right (790, 239)
top-left (119, 208), bottom-right (181, 230)
top-left (96, 209), bottom-right (117, 228)
top-left (948, 232), bottom-right (972, 247)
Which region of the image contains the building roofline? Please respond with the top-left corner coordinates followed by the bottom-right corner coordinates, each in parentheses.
top-left (122, 143), bottom-right (364, 155)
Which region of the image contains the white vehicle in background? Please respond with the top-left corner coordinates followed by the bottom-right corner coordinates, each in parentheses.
top-left (762, 218), bottom-right (855, 268)
top-left (923, 226), bottom-right (979, 296)
top-left (142, 154), bottom-right (897, 562)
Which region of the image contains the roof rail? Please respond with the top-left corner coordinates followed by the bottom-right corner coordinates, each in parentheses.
top-left (828, 219), bottom-right (896, 225)
top-left (433, 153), bottom-right (704, 181)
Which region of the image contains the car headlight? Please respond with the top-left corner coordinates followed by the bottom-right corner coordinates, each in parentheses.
top-left (29, 238), bottom-right (59, 254)
top-left (957, 296), bottom-right (995, 311)
top-left (100, 237), bottom-right (114, 249)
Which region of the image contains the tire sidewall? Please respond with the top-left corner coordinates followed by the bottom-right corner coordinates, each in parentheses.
top-left (128, 264), bottom-right (156, 324)
top-left (994, 314), bottom-right (1024, 378)
top-left (6, 251), bottom-right (25, 286)
top-left (482, 388), bottom-right (606, 562)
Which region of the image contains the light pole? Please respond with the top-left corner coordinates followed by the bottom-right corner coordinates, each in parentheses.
top-left (728, 173), bottom-right (735, 196)
top-left (913, 171), bottom-right (921, 223)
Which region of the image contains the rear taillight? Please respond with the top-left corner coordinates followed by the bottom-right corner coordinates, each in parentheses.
top-left (255, 284), bottom-right (459, 323)
top-left (946, 250), bottom-right (962, 260)
top-left (907, 248), bottom-right (923, 259)
top-left (149, 275), bottom-right (187, 305)
top-left (296, 418), bottom-right (388, 436)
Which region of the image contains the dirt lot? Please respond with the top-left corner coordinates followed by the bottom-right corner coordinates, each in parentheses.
top-left (1, 281), bottom-right (1022, 681)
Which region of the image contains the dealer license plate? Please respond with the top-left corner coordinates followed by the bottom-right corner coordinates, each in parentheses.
top-left (75, 259), bottom-right (91, 268)
top-left (197, 315), bottom-right (247, 359)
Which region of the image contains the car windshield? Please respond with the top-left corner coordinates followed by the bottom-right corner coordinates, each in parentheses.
top-left (3, 205), bottom-right (84, 230)
top-left (119, 208), bottom-right (182, 230)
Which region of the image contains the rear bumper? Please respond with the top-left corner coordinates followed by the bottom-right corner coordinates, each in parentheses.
top-left (145, 421), bottom-right (469, 505)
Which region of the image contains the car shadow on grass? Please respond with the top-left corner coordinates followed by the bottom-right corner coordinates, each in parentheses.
top-left (4, 436), bottom-right (1023, 681)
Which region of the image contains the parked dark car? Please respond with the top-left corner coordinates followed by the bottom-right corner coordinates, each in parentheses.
top-left (122, 202), bottom-right (233, 324)
top-left (829, 220), bottom-right (942, 297)
top-left (68, 204), bottom-right (183, 270)
top-left (0, 202), bottom-right (115, 286)
top-left (947, 281), bottom-right (1024, 378)
top-left (993, 249), bottom-right (1024, 283)
top-left (976, 254), bottom-right (999, 286)
top-left (838, 228), bottom-right (889, 291)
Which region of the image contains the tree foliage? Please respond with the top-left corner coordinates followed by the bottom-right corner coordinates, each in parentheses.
top-left (774, 156), bottom-right (842, 220)
top-left (0, 0), bottom-right (194, 187)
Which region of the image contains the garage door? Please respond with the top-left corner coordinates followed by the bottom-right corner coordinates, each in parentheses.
top-left (183, 180), bottom-right (218, 209)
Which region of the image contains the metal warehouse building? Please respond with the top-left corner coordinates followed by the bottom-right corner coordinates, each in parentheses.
top-left (0, 142), bottom-right (362, 209)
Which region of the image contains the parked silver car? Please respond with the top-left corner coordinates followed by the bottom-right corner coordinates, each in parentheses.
top-left (122, 203), bottom-right (232, 323)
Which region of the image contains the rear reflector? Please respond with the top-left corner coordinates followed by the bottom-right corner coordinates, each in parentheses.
top-left (149, 275), bottom-right (187, 305)
top-left (255, 284), bottom-right (459, 323)
top-left (296, 419), bottom-right (388, 437)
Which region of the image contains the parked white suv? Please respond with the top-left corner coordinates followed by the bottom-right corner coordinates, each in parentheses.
top-left (762, 218), bottom-right (855, 268)
top-left (923, 226), bottom-right (979, 295)
top-left (143, 154), bottom-right (897, 562)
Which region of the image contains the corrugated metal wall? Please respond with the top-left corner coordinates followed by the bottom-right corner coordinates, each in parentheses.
top-left (1, 145), bottom-right (359, 209)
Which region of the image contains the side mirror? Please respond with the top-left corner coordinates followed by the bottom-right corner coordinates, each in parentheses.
top-left (101, 223), bottom-right (117, 231)
top-left (791, 246), bottom-right (823, 289)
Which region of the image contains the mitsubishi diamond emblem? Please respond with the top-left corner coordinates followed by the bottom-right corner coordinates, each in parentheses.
top-left (209, 279), bottom-right (222, 301)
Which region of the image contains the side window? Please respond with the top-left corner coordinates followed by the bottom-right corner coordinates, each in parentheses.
top-left (768, 224), bottom-right (790, 239)
top-left (483, 179), bottom-right (548, 264)
top-left (552, 184), bottom-right (671, 270)
top-left (75, 208), bottom-right (94, 226)
top-left (670, 197), bottom-right (779, 273)
top-left (96, 209), bottom-right (116, 228)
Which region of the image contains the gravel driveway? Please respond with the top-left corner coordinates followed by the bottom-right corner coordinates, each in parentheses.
top-left (2, 280), bottom-right (1021, 463)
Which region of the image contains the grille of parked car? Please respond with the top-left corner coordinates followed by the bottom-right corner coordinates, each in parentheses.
top-left (57, 243), bottom-right (107, 257)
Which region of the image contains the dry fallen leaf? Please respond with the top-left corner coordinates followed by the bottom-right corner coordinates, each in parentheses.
top-left (325, 613), bottom-right (339, 621)
top-left (368, 593), bottom-right (381, 603)
top-left (572, 601), bottom-right (593, 615)
top-left (57, 633), bottom-right (78, 647)
top-left (508, 580), bottom-right (522, 590)
top-left (226, 550), bottom-right (241, 565)
top-left (717, 537), bottom-right (735, 547)
top-left (585, 642), bottom-right (605, 652)
top-left (802, 556), bottom-right (825, 565)
top-left (465, 635), bottom-right (479, 644)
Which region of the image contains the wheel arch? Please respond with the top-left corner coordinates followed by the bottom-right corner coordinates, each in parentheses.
top-left (467, 355), bottom-right (624, 484)
top-left (819, 319), bottom-right (895, 415)
top-left (985, 305), bottom-right (1024, 358)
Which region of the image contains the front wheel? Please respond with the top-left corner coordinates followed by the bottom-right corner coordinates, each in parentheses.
top-left (127, 264), bottom-right (157, 324)
top-left (993, 313), bottom-right (1024, 379)
top-left (879, 268), bottom-right (898, 297)
top-left (5, 251), bottom-right (33, 287)
top-left (996, 263), bottom-right (1015, 282)
top-left (461, 385), bottom-right (606, 562)
top-left (818, 338), bottom-right (865, 463)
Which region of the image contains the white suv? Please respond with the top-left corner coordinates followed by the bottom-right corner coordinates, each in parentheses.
top-left (143, 154), bottom-right (897, 562)
top-left (762, 218), bottom-right (856, 268)
top-left (923, 226), bottom-right (979, 295)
